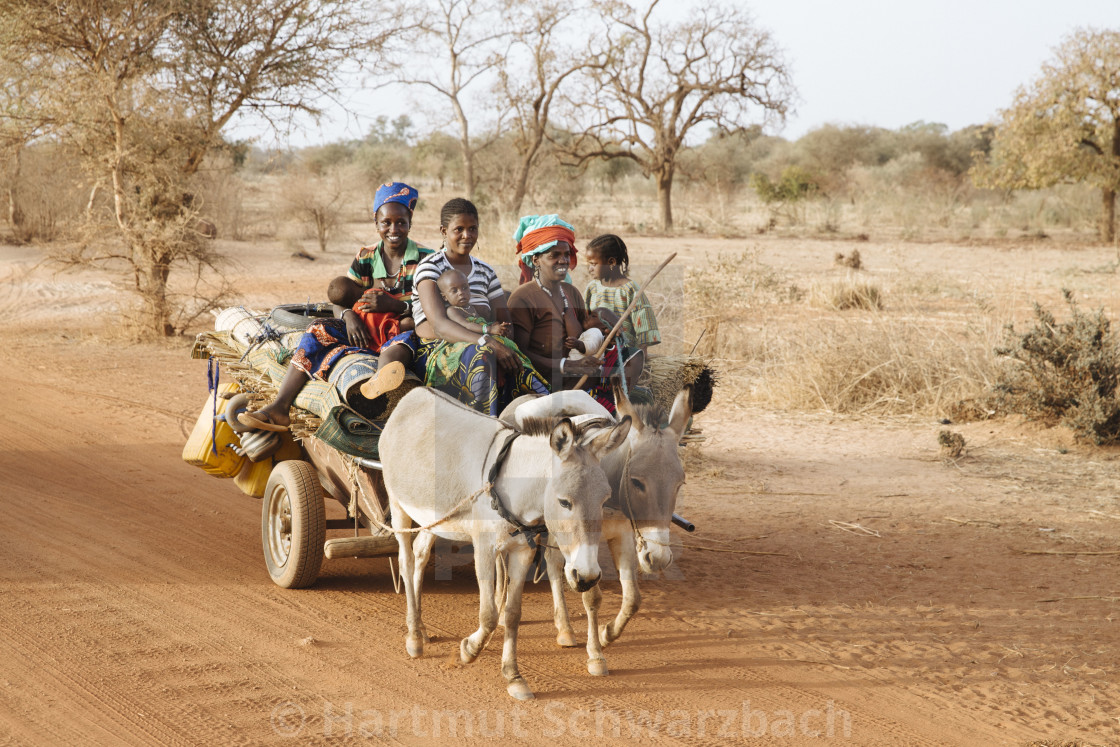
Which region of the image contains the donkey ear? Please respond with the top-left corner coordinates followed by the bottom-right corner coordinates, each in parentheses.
top-left (549, 418), bottom-right (578, 460)
top-left (589, 415), bottom-right (631, 460)
top-left (611, 378), bottom-right (643, 433)
top-left (667, 386), bottom-right (692, 440)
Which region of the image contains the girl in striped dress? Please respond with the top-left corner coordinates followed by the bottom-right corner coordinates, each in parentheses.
top-left (583, 234), bottom-right (660, 383)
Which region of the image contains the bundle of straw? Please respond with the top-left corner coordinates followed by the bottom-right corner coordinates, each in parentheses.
top-left (639, 355), bottom-right (718, 414)
top-left (192, 330), bottom-right (322, 439)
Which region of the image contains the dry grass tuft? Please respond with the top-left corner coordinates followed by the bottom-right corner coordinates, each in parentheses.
top-left (745, 315), bottom-right (997, 415)
top-left (680, 246), bottom-right (1004, 418)
top-left (815, 279), bottom-right (883, 310)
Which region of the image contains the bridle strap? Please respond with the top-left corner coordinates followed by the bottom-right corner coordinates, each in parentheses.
top-left (486, 428), bottom-right (548, 550)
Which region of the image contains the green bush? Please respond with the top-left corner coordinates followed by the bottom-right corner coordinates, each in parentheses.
top-left (749, 166), bottom-right (818, 204)
top-left (992, 291), bottom-right (1120, 444)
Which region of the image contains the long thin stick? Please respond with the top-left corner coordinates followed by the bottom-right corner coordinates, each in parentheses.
top-left (574, 252), bottom-right (677, 389)
top-left (688, 327), bottom-right (707, 356)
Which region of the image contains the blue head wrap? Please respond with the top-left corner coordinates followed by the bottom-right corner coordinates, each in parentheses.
top-left (373, 182), bottom-right (419, 214)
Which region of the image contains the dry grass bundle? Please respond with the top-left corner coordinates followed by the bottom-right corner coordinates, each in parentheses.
top-left (191, 330), bottom-right (323, 439)
top-left (814, 279), bottom-right (883, 310)
top-left (641, 355), bottom-right (718, 414)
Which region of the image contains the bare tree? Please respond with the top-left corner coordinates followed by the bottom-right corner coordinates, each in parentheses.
top-left (561, 0), bottom-right (793, 230)
top-left (397, 0), bottom-right (510, 200)
top-left (974, 28), bottom-right (1120, 242)
top-left (279, 163), bottom-right (361, 252)
top-left (0, 55), bottom-right (53, 238)
top-left (496, 0), bottom-right (596, 216)
top-left (0, 0), bottom-right (392, 336)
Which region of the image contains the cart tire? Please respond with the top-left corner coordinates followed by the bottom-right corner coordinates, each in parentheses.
top-left (269, 303), bottom-right (334, 331)
top-left (262, 460), bottom-right (325, 588)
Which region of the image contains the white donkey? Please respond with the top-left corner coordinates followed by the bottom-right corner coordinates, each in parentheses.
top-left (505, 382), bottom-right (691, 676)
top-left (378, 387), bottom-right (631, 700)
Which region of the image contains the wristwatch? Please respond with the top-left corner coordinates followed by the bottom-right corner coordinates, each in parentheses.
top-left (478, 334), bottom-right (490, 347)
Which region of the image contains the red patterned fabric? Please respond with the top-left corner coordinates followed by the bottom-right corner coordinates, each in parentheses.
top-left (515, 225), bottom-right (578, 284)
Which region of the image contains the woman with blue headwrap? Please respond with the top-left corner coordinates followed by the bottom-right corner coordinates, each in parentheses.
top-left (239, 182), bottom-right (431, 431)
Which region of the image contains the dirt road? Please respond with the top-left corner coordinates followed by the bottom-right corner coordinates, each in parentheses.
top-left (1, 243), bottom-right (1117, 745)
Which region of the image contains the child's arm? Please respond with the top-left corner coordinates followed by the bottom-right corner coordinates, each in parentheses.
top-left (446, 306), bottom-right (487, 333)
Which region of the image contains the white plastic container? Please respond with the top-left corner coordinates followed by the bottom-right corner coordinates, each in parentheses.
top-left (213, 306), bottom-right (284, 355)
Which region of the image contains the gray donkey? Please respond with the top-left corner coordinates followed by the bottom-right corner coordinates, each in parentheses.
top-left (378, 386), bottom-right (631, 700)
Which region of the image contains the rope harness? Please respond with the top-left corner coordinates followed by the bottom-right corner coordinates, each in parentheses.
top-left (348, 426), bottom-right (546, 550)
top-left (617, 446), bottom-right (650, 558)
top-left (614, 434), bottom-right (676, 553)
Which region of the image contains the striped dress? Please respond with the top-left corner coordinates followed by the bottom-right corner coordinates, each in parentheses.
top-left (584, 278), bottom-right (661, 349)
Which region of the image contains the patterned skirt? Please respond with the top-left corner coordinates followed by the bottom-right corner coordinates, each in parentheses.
top-left (383, 331), bottom-right (550, 417)
top-left (291, 317), bottom-right (369, 381)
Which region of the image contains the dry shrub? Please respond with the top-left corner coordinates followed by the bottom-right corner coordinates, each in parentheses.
top-left (2, 146), bottom-right (87, 242)
top-left (745, 312), bottom-right (999, 416)
top-left (990, 291), bottom-right (1120, 444)
top-left (833, 249), bottom-right (862, 269)
top-left (813, 278), bottom-right (883, 310)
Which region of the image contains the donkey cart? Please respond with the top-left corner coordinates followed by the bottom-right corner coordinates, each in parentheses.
top-left (184, 304), bottom-right (405, 589)
top-left (184, 304), bottom-right (709, 591)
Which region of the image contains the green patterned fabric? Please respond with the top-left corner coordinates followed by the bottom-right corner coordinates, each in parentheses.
top-left (310, 409), bottom-right (383, 458)
top-left (423, 316), bottom-right (538, 388)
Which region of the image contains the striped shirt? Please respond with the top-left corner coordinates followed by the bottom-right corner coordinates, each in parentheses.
top-left (584, 278), bottom-right (661, 348)
top-left (410, 251), bottom-right (504, 327)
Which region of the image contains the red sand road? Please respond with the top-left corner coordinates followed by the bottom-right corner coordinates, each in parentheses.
top-left (1, 243), bottom-right (1118, 745)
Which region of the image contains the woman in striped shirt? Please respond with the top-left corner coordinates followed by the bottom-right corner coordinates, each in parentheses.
top-left (369, 198), bottom-right (548, 415)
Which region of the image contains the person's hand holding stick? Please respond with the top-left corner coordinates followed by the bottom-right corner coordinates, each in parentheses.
top-left (574, 252), bottom-right (676, 389)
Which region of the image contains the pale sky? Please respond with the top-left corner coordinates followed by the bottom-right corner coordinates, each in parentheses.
top-left (751, 0), bottom-right (1120, 138)
top-left (252, 0), bottom-right (1120, 147)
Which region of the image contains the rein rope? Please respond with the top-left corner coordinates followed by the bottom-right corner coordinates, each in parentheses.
top-left (346, 458), bottom-right (492, 535)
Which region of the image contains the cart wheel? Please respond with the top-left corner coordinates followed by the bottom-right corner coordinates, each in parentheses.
top-left (262, 460), bottom-right (325, 588)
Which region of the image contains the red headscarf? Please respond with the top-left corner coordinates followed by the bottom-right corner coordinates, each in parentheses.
top-left (515, 225), bottom-right (578, 284)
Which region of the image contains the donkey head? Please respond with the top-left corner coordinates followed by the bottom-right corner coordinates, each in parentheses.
top-left (546, 416), bottom-right (632, 592)
top-left (613, 381), bottom-right (692, 574)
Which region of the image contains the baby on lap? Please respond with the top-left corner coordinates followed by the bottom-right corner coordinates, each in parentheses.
top-left (436, 268), bottom-right (509, 338)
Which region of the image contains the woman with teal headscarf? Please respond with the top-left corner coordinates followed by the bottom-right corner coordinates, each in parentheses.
top-left (507, 214), bottom-right (619, 412)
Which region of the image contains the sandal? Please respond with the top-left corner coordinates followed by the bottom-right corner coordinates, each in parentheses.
top-left (237, 412), bottom-right (290, 432)
top-left (359, 361), bottom-right (405, 401)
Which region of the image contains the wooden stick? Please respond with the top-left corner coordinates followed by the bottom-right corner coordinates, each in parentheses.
top-left (688, 327), bottom-right (707, 356)
top-left (1017, 549), bottom-right (1120, 556)
top-left (574, 251), bottom-right (677, 389)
